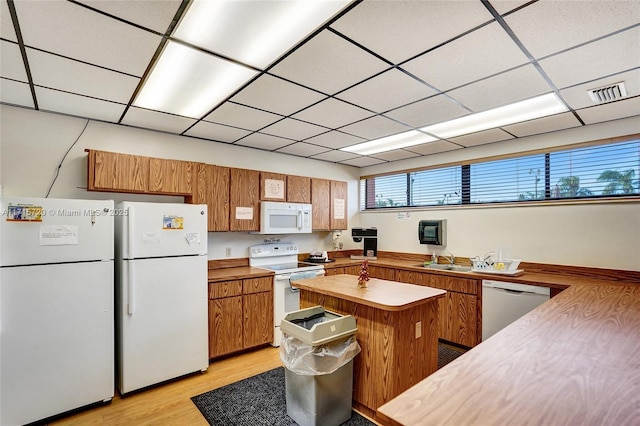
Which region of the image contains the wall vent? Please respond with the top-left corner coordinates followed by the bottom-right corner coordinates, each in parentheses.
top-left (587, 82), bottom-right (627, 104)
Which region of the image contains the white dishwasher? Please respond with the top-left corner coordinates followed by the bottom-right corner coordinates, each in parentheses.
top-left (482, 280), bottom-right (550, 341)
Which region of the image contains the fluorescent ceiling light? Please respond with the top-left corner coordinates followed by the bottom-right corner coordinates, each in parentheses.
top-left (340, 131), bottom-right (438, 156)
top-left (133, 41), bottom-right (258, 118)
top-left (174, 0), bottom-right (353, 69)
top-left (421, 93), bottom-right (568, 139)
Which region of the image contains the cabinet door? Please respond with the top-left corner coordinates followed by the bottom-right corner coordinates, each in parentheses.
top-left (439, 292), bottom-right (477, 348)
top-left (324, 267), bottom-right (345, 276)
top-left (344, 265), bottom-right (361, 275)
top-left (311, 178), bottom-right (330, 230)
top-left (89, 150), bottom-right (149, 193)
top-left (330, 180), bottom-right (348, 230)
top-left (149, 158), bottom-right (192, 195)
top-left (368, 265), bottom-right (395, 280)
top-left (188, 164), bottom-right (230, 231)
top-left (243, 276), bottom-right (272, 294)
top-left (261, 172), bottom-right (287, 201)
top-left (243, 292), bottom-right (274, 348)
top-left (209, 296), bottom-right (243, 358)
top-left (287, 175), bottom-right (311, 203)
top-left (230, 168), bottom-right (260, 231)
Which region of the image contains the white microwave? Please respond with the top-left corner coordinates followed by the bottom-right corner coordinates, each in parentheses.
top-left (258, 201), bottom-right (312, 234)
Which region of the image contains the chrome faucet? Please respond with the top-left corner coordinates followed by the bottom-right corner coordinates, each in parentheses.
top-left (442, 252), bottom-right (455, 265)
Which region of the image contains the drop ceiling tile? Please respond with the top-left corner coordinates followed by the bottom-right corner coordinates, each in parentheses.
top-left (292, 98), bottom-right (374, 129)
top-left (404, 140), bottom-right (461, 156)
top-left (14, 0), bottom-right (161, 76)
top-left (1, 79), bottom-right (34, 108)
top-left (234, 133), bottom-right (296, 151)
top-left (336, 69), bottom-right (437, 113)
top-left (384, 94), bottom-right (470, 128)
top-left (448, 128), bottom-right (514, 147)
top-left (0, 0), bottom-right (17, 42)
top-left (574, 96), bottom-right (640, 125)
top-left (304, 130), bottom-right (367, 150)
top-left (203, 102), bottom-right (282, 131)
top-left (27, 48), bottom-right (139, 104)
top-left (1, 40), bottom-right (28, 81)
top-left (121, 107), bottom-right (197, 134)
top-left (370, 149), bottom-right (421, 162)
top-left (310, 150), bottom-right (359, 163)
top-left (339, 115), bottom-right (413, 140)
top-left (339, 156), bottom-right (386, 167)
top-left (505, 0), bottom-right (640, 59)
top-left (402, 22), bottom-right (529, 92)
top-left (231, 74), bottom-right (326, 116)
top-left (490, 1), bottom-right (533, 16)
top-left (75, 0), bottom-right (181, 34)
top-left (269, 29), bottom-right (390, 95)
top-left (184, 121), bottom-right (251, 143)
top-left (35, 87), bottom-right (125, 122)
top-left (276, 142), bottom-right (329, 157)
top-left (447, 65), bottom-right (552, 111)
top-left (560, 69), bottom-right (640, 111)
top-left (330, 0), bottom-right (493, 64)
top-left (261, 118), bottom-right (328, 141)
top-left (539, 27), bottom-right (640, 91)
top-left (502, 112), bottom-right (582, 138)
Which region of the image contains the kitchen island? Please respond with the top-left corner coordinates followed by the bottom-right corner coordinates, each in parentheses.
top-left (377, 283), bottom-right (640, 425)
top-left (291, 274), bottom-right (446, 421)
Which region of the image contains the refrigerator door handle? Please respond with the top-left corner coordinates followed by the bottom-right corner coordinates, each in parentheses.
top-left (127, 206), bottom-right (134, 258)
top-left (127, 261), bottom-right (135, 315)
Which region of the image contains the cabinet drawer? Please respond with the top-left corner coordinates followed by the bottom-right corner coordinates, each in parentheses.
top-left (209, 280), bottom-right (242, 299)
top-left (243, 277), bottom-right (273, 294)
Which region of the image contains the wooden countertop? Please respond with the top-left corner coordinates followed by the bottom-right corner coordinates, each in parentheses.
top-left (292, 274), bottom-right (445, 311)
top-left (377, 283), bottom-right (640, 425)
top-left (207, 266), bottom-right (273, 283)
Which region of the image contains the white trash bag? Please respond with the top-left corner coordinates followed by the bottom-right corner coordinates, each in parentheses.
top-left (279, 333), bottom-right (361, 376)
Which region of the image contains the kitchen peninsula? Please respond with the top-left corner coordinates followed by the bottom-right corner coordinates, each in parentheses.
top-left (291, 274), bottom-right (446, 421)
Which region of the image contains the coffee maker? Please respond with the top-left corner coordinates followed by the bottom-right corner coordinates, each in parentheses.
top-left (350, 227), bottom-right (378, 259)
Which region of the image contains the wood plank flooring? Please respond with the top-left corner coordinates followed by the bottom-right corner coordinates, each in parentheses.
top-left (50, 347), bottom-right (284, 425)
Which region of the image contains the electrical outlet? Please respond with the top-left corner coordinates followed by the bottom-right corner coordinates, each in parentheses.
top-left (225, 247), bottom-right (232, 257)
top-left (415, 321), bottom-right (422, 339)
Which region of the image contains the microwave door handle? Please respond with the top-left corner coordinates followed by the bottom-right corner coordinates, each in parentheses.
top-left (297, 210), bottom-right (302, 230)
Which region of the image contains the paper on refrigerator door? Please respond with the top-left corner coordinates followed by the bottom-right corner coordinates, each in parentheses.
top-left (185, 232), bottom-right (200, 244)
top-left (39, 225), bottom-right (79, 245)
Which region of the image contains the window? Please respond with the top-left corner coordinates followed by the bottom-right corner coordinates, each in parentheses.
top-left (360, 138), bottom-right (639, 210)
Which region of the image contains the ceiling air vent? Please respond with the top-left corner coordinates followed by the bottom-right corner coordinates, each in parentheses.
top-left (587, 82), bottom-right (627, 104)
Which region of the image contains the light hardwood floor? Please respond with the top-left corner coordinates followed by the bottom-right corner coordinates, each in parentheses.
top-left (50, 347), bottom-right (284, 425)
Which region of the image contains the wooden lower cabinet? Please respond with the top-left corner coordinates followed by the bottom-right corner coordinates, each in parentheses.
top-left (368, 265), bottom-right (396, 280)
top-left (396, 269), bottom-right (480, 347)
top-left (208, 276), bottom-right (274, 358)
top-left (324, 265), bottom-right (360, 276)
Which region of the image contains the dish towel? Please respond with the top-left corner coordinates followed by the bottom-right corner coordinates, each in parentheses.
top-left (289, 271), bottom-right (319, 282)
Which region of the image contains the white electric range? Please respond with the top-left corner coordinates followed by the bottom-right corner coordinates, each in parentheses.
top-left (249, 243), bottom-right (325, 346)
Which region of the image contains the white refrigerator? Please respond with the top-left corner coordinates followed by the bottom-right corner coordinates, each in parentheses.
top-left (115, 201), bottom-right (208, 394)
top-left (0, 197), bottom-right (115, 426)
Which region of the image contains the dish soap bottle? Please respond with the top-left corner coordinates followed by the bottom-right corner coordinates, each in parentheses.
top-left (432, 253), bottom-right (438, 264)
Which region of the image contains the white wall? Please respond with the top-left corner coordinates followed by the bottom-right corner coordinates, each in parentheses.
top-left (2, 105), bottom-right (638, 270)
top-left (0, 105), bottom-right (361, 259)
top-left (358, 116), bottom-right (640, 272)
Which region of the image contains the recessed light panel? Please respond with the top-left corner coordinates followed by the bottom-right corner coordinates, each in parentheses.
top-left (341, 130), bottom-right (438, 155)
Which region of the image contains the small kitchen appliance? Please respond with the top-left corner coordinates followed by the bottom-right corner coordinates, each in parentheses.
top-left (249, 243), bottom-right (325, 346)
top-left (257, 201), bottom-right (312, 234)
top-left (350, 227), bottom-right (378, 259)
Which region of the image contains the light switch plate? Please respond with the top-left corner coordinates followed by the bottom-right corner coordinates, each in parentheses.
top-left (415, 321), bottom-right (422, 339)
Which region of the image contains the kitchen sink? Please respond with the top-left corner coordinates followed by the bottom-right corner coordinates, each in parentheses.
top-left (416, 263), bottom-right (472, 272)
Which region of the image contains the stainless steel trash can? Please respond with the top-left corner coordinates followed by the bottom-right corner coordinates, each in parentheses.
top-left (280, 306), bottom-right (360, 426)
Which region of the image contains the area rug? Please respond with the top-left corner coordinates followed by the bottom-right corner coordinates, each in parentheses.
top-left (193, 345), bottom-right (465, 425)
top-left (192, 367), bottom-right (374, 426)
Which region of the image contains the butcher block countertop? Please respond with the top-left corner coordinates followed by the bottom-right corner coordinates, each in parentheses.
top-left (377, 283), bottom-right (640, 426)
top-left (291, 273), bottom-right (445, 311)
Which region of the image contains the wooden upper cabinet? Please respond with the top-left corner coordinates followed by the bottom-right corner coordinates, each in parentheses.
top-left (260, 172), bottom-right (287, 201)
top-left (230, 168), bottom-right (260, 231)
top-left (149, 158), bottom-right (192, 195)
top-left (311, 178), bottom-right (331, 231)
top-left (330, 180), bottom-right (348, 230)
top-left (190, 163), bottom-right (230, 232)
top-left (87, 149), bottom-right (149, 193)
top-left (287, 175), bottom-right (311, 203)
